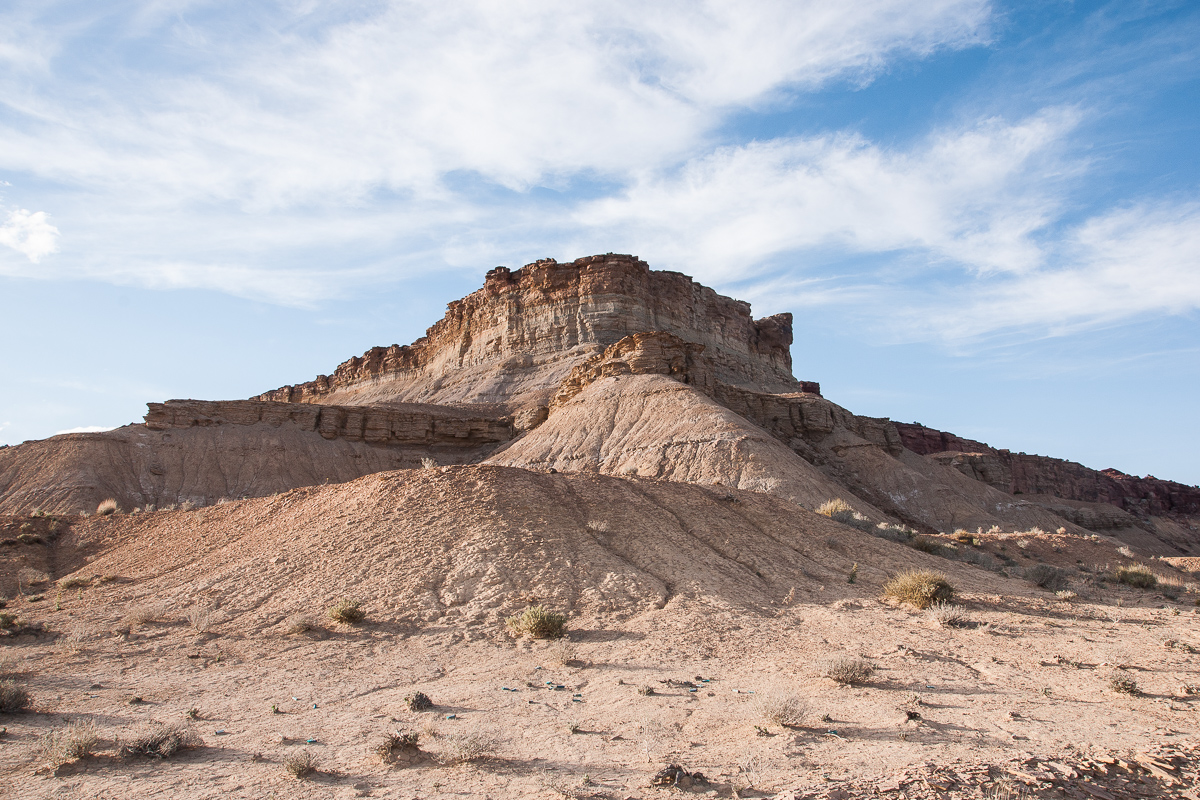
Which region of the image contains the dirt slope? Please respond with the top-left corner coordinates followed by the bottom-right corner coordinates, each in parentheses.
top-left (52, 465), bottom-right (980, 627)
top-left (0, 423), bottom-right (499, 517)
top-left (1, 466), bottom-right (1197, 799)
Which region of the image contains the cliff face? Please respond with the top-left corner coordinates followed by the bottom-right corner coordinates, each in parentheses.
top-left (895, 422), bottom-right (1200, 519)
top-left (145, 399), bottom-right (515, 445)
top-left (255, 254), bottom-right (804, 410)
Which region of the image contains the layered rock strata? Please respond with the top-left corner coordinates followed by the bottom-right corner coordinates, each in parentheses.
top-left (255, 254), bottom-right (808, 411)
top-left (896, 422), bottom-right (1200, 518)
top-left (146, 399), bottom-right (514, 445)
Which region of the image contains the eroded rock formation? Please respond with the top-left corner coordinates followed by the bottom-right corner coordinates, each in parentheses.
top-left (896, 422), bottom-right (1200, 519)
top-left (255, 254), bottom-right (806, 411)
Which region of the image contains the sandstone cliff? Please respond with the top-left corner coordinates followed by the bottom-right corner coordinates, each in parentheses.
top-left (254, 254), bottom-right (808, 412)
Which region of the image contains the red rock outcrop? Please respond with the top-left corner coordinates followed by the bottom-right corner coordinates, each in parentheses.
top-left (254, 254), bottom-right (807, 411)
top-left (896, 422), bottom-right (1200, 519)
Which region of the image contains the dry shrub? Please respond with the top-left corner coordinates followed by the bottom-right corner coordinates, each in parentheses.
top-left (97, 499), bottom-right (118, 516)
top-left (185, 605), bottom-right (214, 633)
top-left (420, 457), bottom-right (438, 470)
top-left (1109, 674), bottom-right (1139, 695)
top-left (822, 656), bottom-right (874, 685)
top-left (910, 536), bottom-right (945, 555)
top-left (506, 605), bottom-right (566, 639)
top-left (18, 567), bottom-right (50, 587)
top-left (284, 749), bottom-right (319, 777)
top-left (376, 731), bottom-right (419, 763)
top-left (121, 604), bottom-right (164, 627)
top-left (326, 597), bottom-right (365, 624)
top-left (550, 638), bottom-right (578, 665)
top-left (1026, 564), bottom-right (1070, 591)
top-left (816, 498), bottom-right (853, 517)
top-left (439, 727), bottom-right (501, 764)
top-left (1114, 564), bottom-right (1157, 589)
top-left (119, 721), bottom-right (202, 758)
top-left (1055, 590), bottom-right (1078, 602)
top-left (55, 624), bottom-right (90, 655)
top-left (926, 603), bottom-right (972, 629)
top-left (37, 719), bottom-right (99, 768)
top-left (754, 690), bottom-right (809, 727)
top-left (285, 614), bottom-right (317, 634)
top-left (0, 679), bottom-right (32, 712)
top-left (57, 576), bottom-right (92, 590)
top-left (406, 691), bottom-right (433, 711)
top-left (816, 499), bottom-right (874, 532)
top-left (883, 570), bottom-right (954, 609)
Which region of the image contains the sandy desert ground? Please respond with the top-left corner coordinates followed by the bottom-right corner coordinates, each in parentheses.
top-left (1, 467), bottom-right (1198, 799)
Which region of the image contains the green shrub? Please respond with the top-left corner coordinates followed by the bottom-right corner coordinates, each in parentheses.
top-left (910, 536), bottom-right (945, 555)
top-left (1114, 564), bottom-right (1157, 589)
top-left (505, 605), bottom-right (566, 639)
top-left (883, 570), bottom-right (954, 609)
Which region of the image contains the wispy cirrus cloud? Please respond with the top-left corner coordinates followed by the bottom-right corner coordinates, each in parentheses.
top-left (572, 108), bottom-right (1080, 284)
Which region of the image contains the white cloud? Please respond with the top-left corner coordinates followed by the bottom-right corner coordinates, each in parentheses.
top-left (904, 202), bottom-right (1200, 341)
top-left (0, 1), bottom-right (992, 206)
top-left (572, 109), bottom-right (1078, 283)
top-left (0, 209), bottom-right (60, 262)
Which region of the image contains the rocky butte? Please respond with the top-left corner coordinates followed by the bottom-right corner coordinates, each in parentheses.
top-left (0, 253), bottom-right (1197, 556)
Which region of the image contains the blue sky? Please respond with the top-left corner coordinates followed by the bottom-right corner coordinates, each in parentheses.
top-left (1, 1), bottom-right (1198, 485)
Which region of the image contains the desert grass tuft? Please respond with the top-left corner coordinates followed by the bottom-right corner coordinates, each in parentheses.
top-left (326, 597), bottom-right (365, 624)
top-left (816, 498), bottom-right (853, 518)
top-left (883, 570), bottom-right (954, 609)
top-left (37, 719), bottom-right (99, 768)
top-left (119, 722), bottom-right (202, 758)
top-left (0, 679), bottom-right (32, 712)
top-left (439, 727), bottom-right (502, 764)
top-left (96, 498), bottom-right (118, 516)
top-left (284, 749), bottom-right (319, 777)
top-left (285, 614), bottom-right (318, 634)
top-left (1026, 564), bottom-right (1070, 591)
top-left (57, 575), bottom-right (92, 590)
top-left (754, 690), bottom-right (809, 727)
top-left (926, 603), bottom-right (972, 628)
top-left (506, 605), bottom-right (567, 639)
top-left (821, 656), bottom-right (875, 685)
top-left (120, 603), bottom-right (165, 627)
